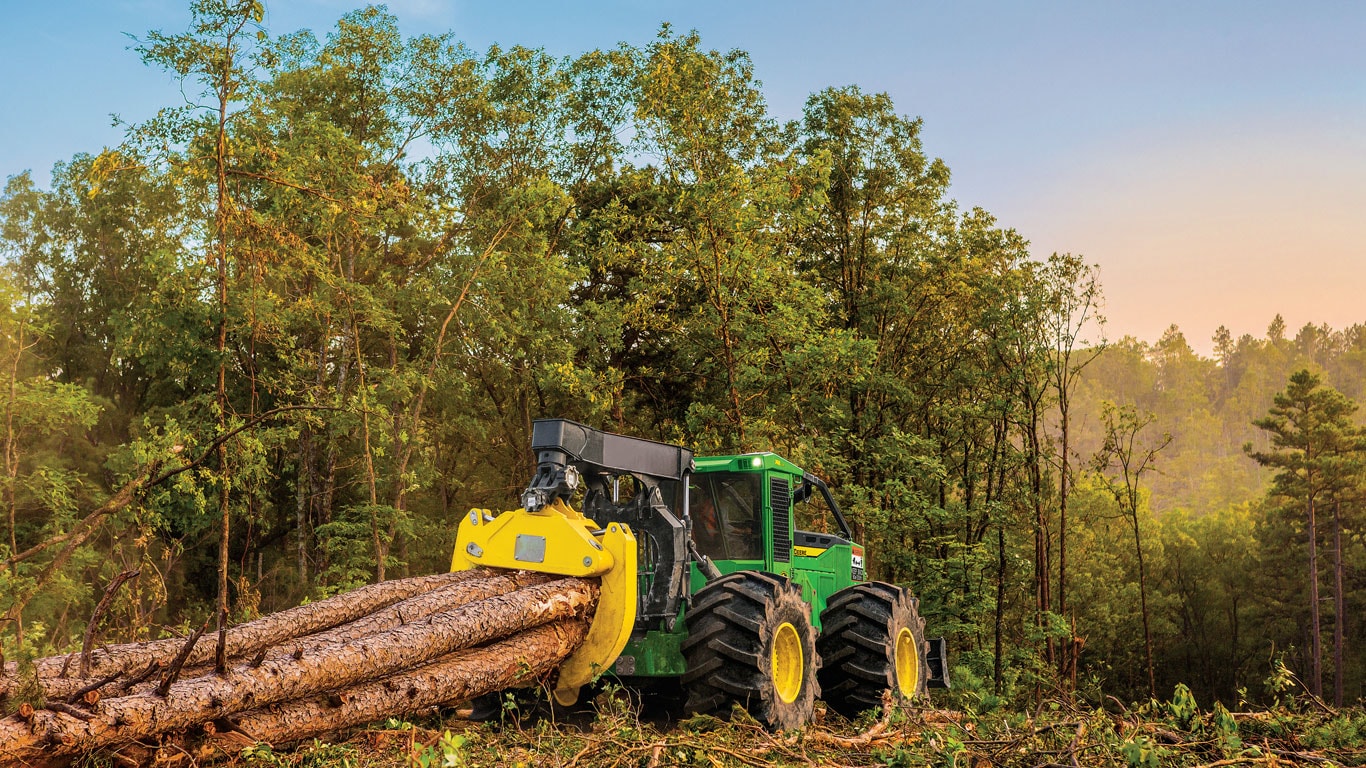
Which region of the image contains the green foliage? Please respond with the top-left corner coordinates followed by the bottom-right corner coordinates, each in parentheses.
top-left (875, 745), bottom-right (918, 768)
top-left (314, 507), bottom-right (385, 595)
top-left (1211, 701), bottom-right (1243, 756)
top-left (194, 698), bottom-right (1366, 768)
top-left (0, 658), bottom-right (44, 715)
top-left (1165, 683), bottom-right (1199, 731)
top-left (241, 742), bottom-right (291, 768)
top-left (1264, 656), bottom-right (1296, 708)
top-left (1118, 735), bottom-right (1164, 768)
top-left (1300, 711), bottom-right (1366, 750)
top-left (243, 740), bottom-right (359, 768)
top-left (410, 731), bottom-right (468, 768)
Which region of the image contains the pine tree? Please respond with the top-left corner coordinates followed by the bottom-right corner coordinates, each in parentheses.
top-left (1247, 369), bottom-right (1362, 699)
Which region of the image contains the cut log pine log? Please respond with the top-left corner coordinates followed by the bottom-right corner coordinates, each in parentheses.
top-left (0, 576), bottom-right (598, 765)
top-left (130, 620), bottom-right (591, 766)
top-left (32, 570), bottom-right (557, 703)
top-left (1, 570), bottom-right (490, 692)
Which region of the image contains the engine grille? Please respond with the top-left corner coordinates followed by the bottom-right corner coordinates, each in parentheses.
top-left (770, 475), bottom-right (791, 563)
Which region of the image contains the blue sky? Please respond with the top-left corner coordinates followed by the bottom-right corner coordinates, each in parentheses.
top-left (2, 1), bottom-right (1363, 352)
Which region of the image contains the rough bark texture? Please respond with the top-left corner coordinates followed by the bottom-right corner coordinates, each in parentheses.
top-left (3, 570), bottom-right (483, 688)
top-left (0, 572), bottom-right (598, 767)
top-left (182, 620), bottom-right (586, 762)
top-left (93, 621), bottom-right (588, 768)
top-left (37, 571), bottom-right (556, 702)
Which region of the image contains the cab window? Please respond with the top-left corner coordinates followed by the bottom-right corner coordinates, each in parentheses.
top-left (689, 472), bottom-right (762, 561)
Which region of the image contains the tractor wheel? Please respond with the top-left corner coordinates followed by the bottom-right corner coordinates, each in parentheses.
top-left (680, 571), bottom-right (819, 730)
top-left (817, 581), bottom-right (927, 719)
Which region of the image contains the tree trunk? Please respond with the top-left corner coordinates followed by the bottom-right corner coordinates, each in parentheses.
top-left (119, 621), bottom-right (590, 768)
top-left (1027, 404), bottom-right (1052, 667)
top-left (0, 577), bottom-right (597, 761)
top-left (295, 424), bottom-right (314, 586)
top-left (4, 319), bottom-right (25, 652)
top-left (5, 570), bottom-right (485, 688)
top-left (1333, 498), bottom-right (1343, 707)
top-left (1132, 511), bottom-right (1156, 698)
top-left (1229, 594), bottom-right (1239, 699)
top-left (212, 31), bottom-right (234, 676)
top-left (994, 524), bottom-right (1005, 695)
top-left (1308, 494), bottom-right (1322, 697)
top-left (1057, 399), bottom-right (1069, 680)
top-left (351, 307), bottom-right (384, 584)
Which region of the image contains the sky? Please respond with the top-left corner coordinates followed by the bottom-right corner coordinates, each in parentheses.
top-left (2, 1), bottom-right (1363, 354)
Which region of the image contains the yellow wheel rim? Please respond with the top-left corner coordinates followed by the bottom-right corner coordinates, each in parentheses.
top-left (895, 627), bottom-right (919, 697)
top-left (771, 622), bottom-right (804, 704)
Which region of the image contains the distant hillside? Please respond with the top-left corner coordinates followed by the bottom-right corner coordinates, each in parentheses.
top-left (1073, 316), bottom-right (1366, 516)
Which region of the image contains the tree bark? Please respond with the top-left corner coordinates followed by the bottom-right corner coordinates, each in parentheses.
top-left (0, 577), bottom-right (597, 760)
top-left (211, 14), bottom-right (237, 677)
top-left (234, 619), bottom-right (587, 741)
top-left (994, 524), bottom-right (1006, 695)
top-left (4, 570), bottom-right (485, 688)
top-left (1132, 511), bottom-right (1156, 699)
top-left (1332, 498), bottom-right (1344, 707)
top-left (1057, 397), bottom-right (1070, 680)
top-left (113, 621), bottom-right (590, 768)
top-left (1026, 403), bottom-right (1052, 667)
top-left (32, 571), bottom-right (553, 702)
top-left (295, 423), bottom-right (315, 586)
top-left (1307, 494), bottom-right (1322, 697)
top-left (79, 570), bottom-right (141, 678)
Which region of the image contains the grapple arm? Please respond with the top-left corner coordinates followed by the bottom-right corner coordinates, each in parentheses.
top-left (451, 419), bottom-right (695, 705)
top-left (452, 500), bottom-right (637, 705)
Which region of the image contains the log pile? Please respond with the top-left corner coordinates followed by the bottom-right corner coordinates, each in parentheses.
top-left (0, 569), bottom-right (598, 767)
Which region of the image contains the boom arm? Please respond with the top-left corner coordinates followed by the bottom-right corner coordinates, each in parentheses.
top-left (524, 419), bottom-right (696, 627)
top-left (520, 418), bottom-right (693, 512)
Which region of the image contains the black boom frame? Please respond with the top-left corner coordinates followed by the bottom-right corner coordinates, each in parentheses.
top-left (521, 418), bottom-right (695, 630)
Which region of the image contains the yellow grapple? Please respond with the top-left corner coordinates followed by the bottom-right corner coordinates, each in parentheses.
top-left (451, 499), bottom-right (637, 706)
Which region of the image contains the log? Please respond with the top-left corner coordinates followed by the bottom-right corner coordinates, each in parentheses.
top-left (36, 571), bottom-right (556, 702)
top-left (0, 577), bottom-right (598, 762)
top-left (221, 570), bottom-right (556, 667)
top-left (147, 620), bottom-right (590, 765)
top-left (4, 570), bottom-right (487, 687)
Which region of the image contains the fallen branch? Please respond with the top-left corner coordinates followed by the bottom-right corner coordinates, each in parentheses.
top-left (67, 671), bottom-right (122, 705)
top-left (156, 619), bottom-right (210, 697)
top-left (80, 570), bottom-right (141, 678)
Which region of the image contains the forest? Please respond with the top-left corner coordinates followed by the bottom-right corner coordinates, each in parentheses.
top-left (2, 0), bottom-right (1365, 735)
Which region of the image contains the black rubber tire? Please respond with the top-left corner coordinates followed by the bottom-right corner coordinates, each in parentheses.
top-left (817, 581), bottom-right (927, 719)
top-left (680, 571), bottom-right (819, 730)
